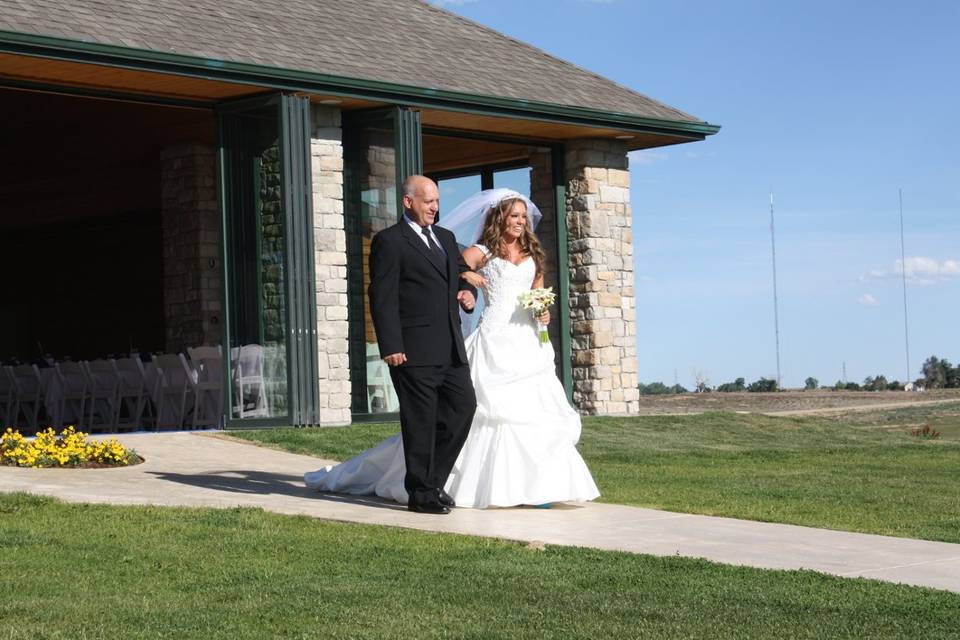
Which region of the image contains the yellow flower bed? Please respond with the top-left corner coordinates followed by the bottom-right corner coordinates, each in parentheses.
top-left (1, 426), bottom-right (139, 468)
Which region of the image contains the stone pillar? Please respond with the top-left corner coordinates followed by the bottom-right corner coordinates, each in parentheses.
top-left (311, 105), bottom-right (351, 425)
top-left (160, 143), bottom-right (221, 353)
top-left (565, 140), bottom-right (639, 415)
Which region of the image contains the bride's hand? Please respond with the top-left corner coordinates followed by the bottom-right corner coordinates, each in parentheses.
top-left (461, 270), bottom-right (488, 289)
top-left (538, 310), bottom-right (551, 325)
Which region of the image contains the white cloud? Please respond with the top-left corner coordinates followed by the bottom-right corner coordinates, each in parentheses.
top-left (862, 256), bottom-right (960, 285)
top-left (858, 293), bottom-right (879, 306)
top-left (629, 150), bottom-right (668, 166)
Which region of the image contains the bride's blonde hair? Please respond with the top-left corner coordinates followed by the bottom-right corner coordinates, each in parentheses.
top-left (478, 197), bottom-right (546, 279)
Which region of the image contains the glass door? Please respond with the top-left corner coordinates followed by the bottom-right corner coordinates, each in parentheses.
top-left (218, 94), bottom-right (318, 427)
top-left (344, 107), bottom-right (421, 418)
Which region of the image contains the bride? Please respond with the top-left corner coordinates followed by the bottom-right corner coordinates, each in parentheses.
top-left (305, 189), bottom-right (599, 508)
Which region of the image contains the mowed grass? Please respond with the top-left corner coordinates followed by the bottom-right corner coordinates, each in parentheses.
top-left (231, 402), bottom-right (960, 543)
top-left (1, 493), bottom-right (958, 640)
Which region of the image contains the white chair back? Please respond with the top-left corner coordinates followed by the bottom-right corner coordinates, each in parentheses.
top-left (85, 359), bottom-right (120, 430)
top-left (55, 361), bottom-right (89, 428)
top-left (0, 366), bottom-right (17, 427)
top-left (11, 364), bottom-right (44, 429)
top-left (115, 357), bottom-right (148, 429)
top-left (154, 353), bottom-right (196, 428)
top-left (188, 346), bottom-right (224, 428)
top-left (231, 344), bottom-right (269, 418)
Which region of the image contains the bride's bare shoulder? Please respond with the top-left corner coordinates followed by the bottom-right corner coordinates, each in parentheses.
top-left (462, 244), bottom-right (491, 269)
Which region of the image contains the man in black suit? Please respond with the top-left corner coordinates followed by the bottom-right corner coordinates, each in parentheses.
top-left (368, 175), bottom-right (478, 514)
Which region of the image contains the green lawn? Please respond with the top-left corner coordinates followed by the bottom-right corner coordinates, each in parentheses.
top-left (1, 493), bottom-right (958, 639)
top-left (231, 403), bottom-right (960, 543)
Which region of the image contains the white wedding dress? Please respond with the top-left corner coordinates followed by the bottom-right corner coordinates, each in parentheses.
top-left (304, 247), bottom-right (600, 508)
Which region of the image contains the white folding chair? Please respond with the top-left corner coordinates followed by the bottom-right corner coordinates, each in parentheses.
top-left (231, 344), bottom-right (269, 418)
top-left (187, 346), bottom-right (224, 428)
top-left (85, 359), bottom-right (120, 431)
top-left (153, 353), bottom-right (197, 429)
top-left (115, 357), bottom-right (149, 430)
top-left (10, 364), bottom-right (44, 430)
top-left (54, 361), bottom-right (90, 428)
top-left (0, 366), bottom-right (18, 428)
top-left (365, 343), bottom-right (399, 413)
top-left (140, 360), bottom-right (161, 429)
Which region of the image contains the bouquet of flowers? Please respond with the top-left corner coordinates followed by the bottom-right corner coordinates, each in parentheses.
top-left (518, 287), bottom-right (556, 344)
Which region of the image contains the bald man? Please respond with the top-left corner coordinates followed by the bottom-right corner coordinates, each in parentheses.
top-left (368, 175), bottom-right (478, 514)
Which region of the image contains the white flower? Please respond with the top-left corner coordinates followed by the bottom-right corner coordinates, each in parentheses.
top-left (518, 287), bottom-right (556, 314)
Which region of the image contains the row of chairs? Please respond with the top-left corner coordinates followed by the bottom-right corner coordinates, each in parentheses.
top-left (0, 345), bottom-right (271, 431)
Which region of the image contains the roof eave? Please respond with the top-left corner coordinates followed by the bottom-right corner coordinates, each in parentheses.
top-left (0, 29), bottom-right (721, 140)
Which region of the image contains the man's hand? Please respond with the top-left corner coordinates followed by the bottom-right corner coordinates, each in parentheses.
top-left (457, 290), bottom-right (476, 311)
top-left (383, 352), bottom-right (407, 366)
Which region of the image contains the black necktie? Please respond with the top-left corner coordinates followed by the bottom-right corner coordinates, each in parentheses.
top-left (422, 227), bottom-right (444, 258)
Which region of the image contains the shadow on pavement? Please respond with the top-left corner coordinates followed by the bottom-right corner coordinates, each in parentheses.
top-left (146, 469), bottom-right (406, 511)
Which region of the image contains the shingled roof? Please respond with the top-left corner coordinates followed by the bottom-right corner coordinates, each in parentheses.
top-left (0, 0), bottom-right (706, 126)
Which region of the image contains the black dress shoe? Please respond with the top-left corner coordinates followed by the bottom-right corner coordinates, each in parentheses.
top-left (437, 490), bottom-right (456, 508)
top-left (408, 500), bottom-right (450, 515)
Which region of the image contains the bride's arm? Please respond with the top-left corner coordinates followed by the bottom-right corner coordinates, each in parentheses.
top-left (460, 246), bottom-right (489, 289)
top-left (461, 245), bottom-right (487, 270)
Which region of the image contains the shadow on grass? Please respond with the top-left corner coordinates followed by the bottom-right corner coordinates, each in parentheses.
top-left (146, 469), bottom-right (406, 511)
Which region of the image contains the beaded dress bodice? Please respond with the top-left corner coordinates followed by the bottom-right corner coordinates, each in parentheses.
top-left (475, 245), bottom-right (536, 330)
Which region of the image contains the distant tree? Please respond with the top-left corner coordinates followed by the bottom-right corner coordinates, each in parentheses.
top-left (747, 377), bottom-right (778, 392)
top-left (638, 382), bottom-right (688, 395)
top-left (716, 377), bottom-right (746, 392)
top-left (692, 370), bottom-right (711, 393)
top-left (886, 380), bottom-right (905, 391)
top-left (832, 380), bottom-right (861, 391)
top-left (947, 362), bottom-right (960, 389)
top-left (921, 356), bottom-right (949, 389)
top-left (639, 382), bottom-right (671, 395)
top-left (804, 377), bottom-right (819, 390)
top-left (863, 375), bottom-right (889, 392)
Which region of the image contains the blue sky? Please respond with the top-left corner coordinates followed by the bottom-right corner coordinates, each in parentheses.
top-left (432, 0), bottom-right (959, 389)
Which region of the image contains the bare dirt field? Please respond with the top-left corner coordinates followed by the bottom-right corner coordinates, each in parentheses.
top-left (633, 389), bottom-right (960, 416)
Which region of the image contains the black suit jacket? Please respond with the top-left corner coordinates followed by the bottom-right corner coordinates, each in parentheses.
top-left (368, 221), bottom-right (475, 366)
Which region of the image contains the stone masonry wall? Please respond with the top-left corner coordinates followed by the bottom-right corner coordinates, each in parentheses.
top-left (310, 105), bottom-right (351, 425)
top-left (160, 143), bottom-right (221, 353)
top-left (565, 140), bottom-right (639, 415)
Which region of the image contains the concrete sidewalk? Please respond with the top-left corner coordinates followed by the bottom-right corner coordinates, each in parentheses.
top-left (2, 432), bottom-right (958, 594)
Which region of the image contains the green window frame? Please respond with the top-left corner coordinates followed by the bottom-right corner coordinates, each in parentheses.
top-left (217, 93), bottom-right (319, 428)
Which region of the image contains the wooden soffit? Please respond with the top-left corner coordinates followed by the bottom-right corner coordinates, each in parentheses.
top-left (0, 52), bottom-right (374, 107)
top-left (419, 108), bottom-right (692, 151)
top-left (0, 52), bottom-right (693, 148)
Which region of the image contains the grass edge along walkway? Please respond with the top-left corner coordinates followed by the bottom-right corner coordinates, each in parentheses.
top-left (2, 492), bottom-right (959, 640)
top-left (230, 407), bottom-right (960, 544)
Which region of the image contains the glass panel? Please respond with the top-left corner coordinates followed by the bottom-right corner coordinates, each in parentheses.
top-left (222, 104), bottom-right (289, 420)
top-left (346, 121), bottom-right (402, 414)
top-left (438, 174), bottom-right (482, 247)
top-left (494, 167), bottom-right (532, 196)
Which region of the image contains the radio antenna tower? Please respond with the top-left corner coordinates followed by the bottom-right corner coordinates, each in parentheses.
top-left (769, 192), bottom-right (782, 389)
top-left (898, 188), bottom-right (911, 384)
